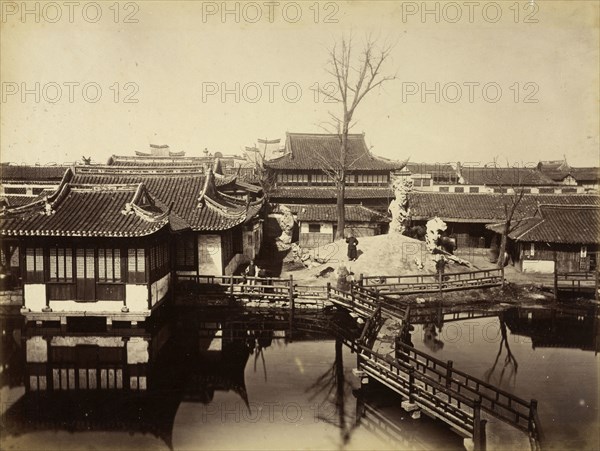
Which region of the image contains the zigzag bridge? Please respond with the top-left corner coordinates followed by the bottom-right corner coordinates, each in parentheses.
top-left (176, 268), bottom-right (543, 450)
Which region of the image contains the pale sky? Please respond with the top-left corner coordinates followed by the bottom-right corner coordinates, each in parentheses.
top-left (1, 0), bottom-right (598, 166)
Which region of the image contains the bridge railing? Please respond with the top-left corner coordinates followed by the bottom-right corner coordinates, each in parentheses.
top-left (327, 285), bottom-right (378, 318)
top-left (357, 345), bottom-right (480, 439)
top-left (359, 268), bottom-right (504, 295)
top-left (395, 341), bottom-right (540, 436)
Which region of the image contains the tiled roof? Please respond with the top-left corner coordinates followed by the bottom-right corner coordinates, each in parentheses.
top-left (0, 196), bottom-right (40, 208)
top-left (84, 163), bottom-right (207, 175)
top-left (290, 204), bottom-right (389, 223)
top-left (264, 133), bottom-right (405, 171)
top-left (409, 192), bottom-right (600, 223)
top-left (109, 151), bottom-right (208, 167)
top-left (271, 186), bottom-right (393, 200)
top-left (72, 167), bottom-right (262, 232)
top-left (487, 205), bottom-right (600, 244)
top-left (541, 167), bottom-right (600, 183)
top-left (404, 162), bottom-right (456, 174)
top-left (0, 164), bottom-right (70, 181)
top-left (458, 167), bottom-right (556, 186)
top-left (0, 183), bottom-right (169, 237)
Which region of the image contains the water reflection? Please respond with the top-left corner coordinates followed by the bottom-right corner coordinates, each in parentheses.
top-left (1, 304), bottom-right (598, 450)
top-left (504, 306), bottom-right (600, 353)
top-left (483, 312), bottom-right (519, 386)
top-left (423, 323), bottom-right (444, 353)
top-left (409, 305), bottom-right (599, 450)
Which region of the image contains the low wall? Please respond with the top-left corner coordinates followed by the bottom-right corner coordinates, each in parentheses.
top-left (0, 289), bottom-right (23, 305)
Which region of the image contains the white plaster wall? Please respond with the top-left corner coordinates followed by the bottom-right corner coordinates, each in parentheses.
top-left (51, 336), bottom-right (125, 347)
top-left (199, 234), bottom-right (223, 276)
top-left (49, 300), bottom-right (124, 312)
top-left (243, 229), bottom-right (254, 259)
top-left (300, 222), bottom-right (333, 233)
top-left (151, 273), bottom-right (170, 306)
top-left (26, 336), bottom-right (48, 362)
top-left (321, 223), bottom-right (333, 233)
top-left (127, 337), bottom-right (149, 364)
top-left (126, 284), bottom-right (149, 312)
top-left (522, 260), bottom-right (555, 274)
top-left (24, 284), bottom-right (46, 311)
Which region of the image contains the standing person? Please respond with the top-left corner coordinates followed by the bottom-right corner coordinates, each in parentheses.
top-left (245, 260), bottom-right (257, 287)
top-left (346, 235), bottom-right (359, 261)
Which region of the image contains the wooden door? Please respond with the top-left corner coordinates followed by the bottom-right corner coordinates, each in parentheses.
top-left (76, 248), bottom-right (96, 301)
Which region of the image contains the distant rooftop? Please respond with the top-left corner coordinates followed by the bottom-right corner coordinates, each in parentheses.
top-left (264, 133), bottom-right (406, 171)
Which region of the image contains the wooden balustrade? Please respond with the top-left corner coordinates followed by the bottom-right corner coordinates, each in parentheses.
top-left (395, 341), bottom-right (534, 432)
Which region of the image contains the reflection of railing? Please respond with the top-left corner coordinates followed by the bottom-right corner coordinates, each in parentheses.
top-left (359, 269), bottom-right (504, 295)
top-left (28, 363), bottom-right (145, 391)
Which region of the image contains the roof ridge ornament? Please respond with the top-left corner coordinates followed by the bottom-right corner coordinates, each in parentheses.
top-left (42, 197), bottom-right (55, 216)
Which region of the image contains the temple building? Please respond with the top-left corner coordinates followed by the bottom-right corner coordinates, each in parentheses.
top-left (264, 133), bottom-right (406, 213)
top-left (0, 161), bottom-right (265, 323)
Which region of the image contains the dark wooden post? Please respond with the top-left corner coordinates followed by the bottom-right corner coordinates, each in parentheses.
top-left (408, 367), bottom-right (415, 403)
top-left (445, 360), bottom-right (453, 388)
top-left (326, 282), bottom-right (331, 300)
top-left (553, 250), bottom-right (558, 300)
top-left (230, 275), bottom-right (234, 297)
top-left (479, 420), bottom-right (487, 451)
top-left (500, 265), bottom-right (505, 288)
top-left (359, 273), bottom-right (364, 287)
top-left (595, 266), bottom-right (599, 302)
top-left (289, 275), bottom-right (295, 312)
top-left (473, 398), bottom-right (484, 451)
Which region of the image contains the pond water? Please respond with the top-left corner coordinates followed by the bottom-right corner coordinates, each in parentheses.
top-left (0, 304), bottom-right (597, 450)
top-left (409, 305), bottom-right (599, 450)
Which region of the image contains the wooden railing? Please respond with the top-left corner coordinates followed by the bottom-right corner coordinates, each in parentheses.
top-left (557, 271), bottom-right (598, 281)
top-left (357, 344), bottom-right (482, 442)
top-left (175, 267), bottom-right (505, 306)
top-left (395, 341), bottom-right (543, 442)
top-left (175, 274), bottom-right (331, 309)
top-left (359, 268), bottom-right (504, 295)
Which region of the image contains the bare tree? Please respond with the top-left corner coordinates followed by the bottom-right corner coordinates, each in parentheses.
top-left (489, 160), bottom-right (532, 268)
top-left (242, 139), bottom-right (279, 202)
top-left (315, 34), bottom-right (397, 240)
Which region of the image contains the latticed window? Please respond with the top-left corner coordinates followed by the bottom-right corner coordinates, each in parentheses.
top-left (98, 248), bottom-right (121, 282)
top-left (128, 248), bottom-right (146, 283)
top-left (76, 248), bottom-right (95, 279)
top-left (357, 174), bottom-right (388, 185)
top-left (312, 174), bottom-right (333, 185)
top-left (48, 247), bottom-right (73, 282)
top-left (176, 235), bottom-right (196, 269)
top-left (279, 173), bottom-right (309, 185)
top-left (25, 247), bottom-right (44, 283)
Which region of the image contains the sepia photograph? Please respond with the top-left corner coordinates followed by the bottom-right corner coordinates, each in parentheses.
top-left (0, 1), bottom-right (598, 450)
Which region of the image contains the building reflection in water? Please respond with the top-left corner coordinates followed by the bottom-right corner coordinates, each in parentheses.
top-left (1, 308), bottom-right (357, 448)
top-left (1, 304), bottom-right (598, 449)
top-left (504, 305), bottom-right (600, 353)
